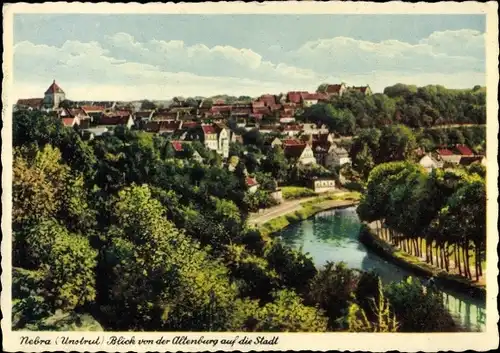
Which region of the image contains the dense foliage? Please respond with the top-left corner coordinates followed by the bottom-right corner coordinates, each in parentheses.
top-left (11, 110), bottom-right (468, 332)
top-left (357, 161), bottom-right (486, 281)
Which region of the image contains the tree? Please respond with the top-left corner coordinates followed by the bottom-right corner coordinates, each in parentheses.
top-left (376, 125), bottom-right (417, 164)
top-left (385, 277), bottom-right (456, 332)
top-left (307, 262), bottom-right (360, 329)
top-left (251, 290), bottom-right (328, 332)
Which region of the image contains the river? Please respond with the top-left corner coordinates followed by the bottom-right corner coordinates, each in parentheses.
top-left (278, 206), bottom-right (486, 332)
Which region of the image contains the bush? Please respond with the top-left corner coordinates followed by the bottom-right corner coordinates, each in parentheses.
top-left (281, 186), bottom-right (317, 200)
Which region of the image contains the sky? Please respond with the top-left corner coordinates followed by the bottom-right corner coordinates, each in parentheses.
top-left (12, 14), bottom-right (486, 101)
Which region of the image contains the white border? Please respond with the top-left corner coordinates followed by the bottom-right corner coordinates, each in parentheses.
top-left (2, 2), bottom-right (499, 352)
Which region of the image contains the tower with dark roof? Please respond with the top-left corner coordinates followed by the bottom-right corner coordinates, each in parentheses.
top-left (43, 80), bottom-right (66, 109)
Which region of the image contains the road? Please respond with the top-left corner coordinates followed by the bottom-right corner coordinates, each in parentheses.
top-left (248, 196), bottom-right (317, 226)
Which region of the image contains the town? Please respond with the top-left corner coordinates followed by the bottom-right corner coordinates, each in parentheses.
top-left (15, 79), bottom-right (485, 201)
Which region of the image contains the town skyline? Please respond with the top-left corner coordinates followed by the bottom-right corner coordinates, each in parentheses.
top-left (13, 14), bottom-right (485, 101)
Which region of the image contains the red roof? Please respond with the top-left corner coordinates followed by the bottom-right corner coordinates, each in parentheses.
top-left (62, 117), bottom-right (76, 127)
top-left (16, 98), bottom-right (43, 108)
top-left (455, 145), bottom-right (474, 156)
top-left (287, 92), bottom-right (303, 104)
top-left (302, 92), bottom-right (328, 101)
top-left (99, 115), bottom-right (131, 126)
top-left (351, 86), bottom-right (370, 94)
top-left (258, 94), bottom-right (277, 106)
top-left (45, 80), bottom-right (65, 94)
top-left (171, 140), bottom-right (184, 152)
top-left (252, 101), bottom-right (266, 108)
top-left (182, 121), bottom-right (199, 129)
top-left (437, 149), bottom-right (454, 156)
top-left (325, 84), bottom-right (343, 94)
top-left (202, 125), bottom-right (217, 134)
top-left (69, 108), bottom-right (88, 117)
top-left (246, 177), bottom-right (259, 187)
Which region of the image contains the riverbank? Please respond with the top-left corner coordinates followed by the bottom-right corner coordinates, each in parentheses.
top-left (358, 225), bottom-right (486, 301)
top-left (250, 192), bottom-right (360, 237)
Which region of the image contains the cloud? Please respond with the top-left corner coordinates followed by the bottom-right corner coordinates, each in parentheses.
top-left (12, 29), bottom-right (485, 100)
top-left (287, 29), bottom-right (485, 75)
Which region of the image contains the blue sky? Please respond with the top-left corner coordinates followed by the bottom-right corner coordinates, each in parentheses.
top-left (13, 14), bottom-right (486, 100)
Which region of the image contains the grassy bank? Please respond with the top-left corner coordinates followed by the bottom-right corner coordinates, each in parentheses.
top-left (358, 225), bottom-right (486, 300)
top-left (281, 186), bottom-right (317, 200)
top-left (258, 192), bottom-right (360, 237)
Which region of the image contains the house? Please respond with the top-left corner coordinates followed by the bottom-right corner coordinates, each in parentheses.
top-left (270, 187), bottom-right (283, 204)
top-left (270, 137), bottom-right (283, 148)
top-left (282, 124), bottom-right (302, 137)
top-left (171, 140), bottom-right (203, 163)
top-left (312, 141), bottom-right (331, 166)
top-left (348, 85), bottom-right (373, 96)
top-left (322, 83), bottom-right (347, 97)
top-left (279, 116), bottom-right (296, 124)
top-left (61, 116), bottom-right (80, 127)
top-left (287, 91), bottom-right (308, 104)
top-left (459, 155), bottom-right (486, 167)
top-left (201, 123), bottom-right (229, 158)
top-left (230, 131), bottom-right (244, 144)
top-left (98, 112), bottom-right (134, 129)
top-left (246, 176), bottom-right (260, 194)
top-left (454, 144), bottom-right (474, 156)
top-left (145, 120), bottom-right (182, 134)
top-left (81, 127), bottom-right (110, 140)
top-left (301, 92), bottom-right (328, 107)
top-left (15, 98), bottom-right (44, 111)
top-left (308, 177), bottom-right (337, 193)
top-left (134, 110), bottom-right (155, 123)
top-left (81, 105), bottom-right (106, 120)
top-left (43, 80), bottom-right (66, 109)
top-left (325, 145), bottom-right (351, 168)
top-left (258, 94), bottom-right (277, 107)
top-left (437, 148), bottom-right (461, 164)
top-left (283, 143), bottom-right (316, 165)
top-left (419, 154), bottom-right (444, 172)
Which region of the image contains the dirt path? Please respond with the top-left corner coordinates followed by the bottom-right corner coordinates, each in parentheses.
top-left (248, 196), bottom-right (317, 226)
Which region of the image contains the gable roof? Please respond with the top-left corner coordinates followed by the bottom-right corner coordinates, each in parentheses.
top-left (459, 156), bottom-right (484, 166)
top-left (246, 176), bottom-right (259, 187)
top-left (454, 144), bottom-right (474, 156)
top-left (99, 115), bottom-right (131, 126)
top-left (437, 148), bottom-right (455, 156)
top-left (325, 84), bottom-right (344, 94)
top-left (202, 125), bottom-right (217, 134)
top-left (284, 144), bottom-right (308, 159)
top-left (62, 117), bottom-right (78, 127)
top-left (282, 138), bottom-right (305, 146)
top-left (16, 98), bottom-right (44, 108)
top-left (45, 80), bottom-right (65, 95)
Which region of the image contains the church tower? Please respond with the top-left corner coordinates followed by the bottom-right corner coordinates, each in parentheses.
top-left (43, 80), bottom-right (66, 109)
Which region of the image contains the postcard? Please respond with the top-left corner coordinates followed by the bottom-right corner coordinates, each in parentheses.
top-left (2, 1), bottom-right (499, 352)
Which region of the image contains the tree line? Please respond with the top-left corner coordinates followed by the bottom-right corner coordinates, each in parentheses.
top-left (300, 84), bottom-right (485, 136)
top-left (12, 110), bottom-right (459, 332)
top-left (357, 161), bottom-right (486, 281)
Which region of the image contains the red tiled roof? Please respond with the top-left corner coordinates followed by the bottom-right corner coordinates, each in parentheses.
top-left (246, 177), bottom-right (259, 187)
top-left (182, 121), bottom-right (199, 129)
top-left (69, 108), bottom-right (88, 117)
top-left (99, 115), bottom-right (131, 126)
top-left (135, 111), bottom-right (153, 118)
top-left (325, 84), bottom-right (343, 94)
top-left (287, 92), bottom-right (303, 104)
top-left (351, 86), bottom-right (370, 94)
top-left (62, 117), bottom-right (76, 127)
top-left (252, 101), bottom-right (266, 108)
top-left (455, 145), bottom-right (474, 156)
top-left (171, 140), bottom-right (184, 152)
top-left (302, 92), bottom-right (328, 101)
top-left (437, 149), bottom-right (454, 156)
top-left (202, 125), bottom-right (217, 134)
top-left (16, 98), bottom-right (43, 108)
top-left (45, 80), bottom-right (65, 94)
top-left (258, 94), bottom-right (277, 106)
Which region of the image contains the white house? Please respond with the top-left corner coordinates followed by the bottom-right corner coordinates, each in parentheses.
top-left (284, 143), bottom-right (317, 165)
top-left (419, 154), bottom-right (443, 172)
top-left (246, 176), bottom-right (260, 193)
top-left (325, 145), bottom-right (351, 168)
top-left (202, 123), bottom-right (229, 158)
top-left (309, 178), bottom-right (336, 193)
